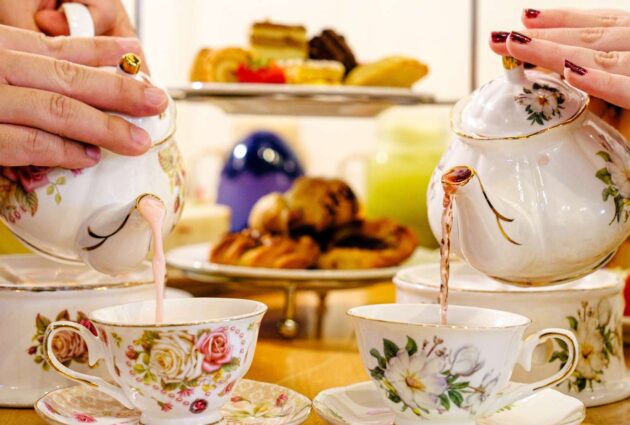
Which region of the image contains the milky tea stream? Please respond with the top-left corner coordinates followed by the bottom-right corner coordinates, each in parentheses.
top-left (137, 196), bottom-right (167, 323)
top-left (439, 166), bottom-right (473, 325)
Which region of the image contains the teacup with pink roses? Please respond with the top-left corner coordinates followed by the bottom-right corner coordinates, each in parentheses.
top-left (43, 298), bottom-right (267, 425)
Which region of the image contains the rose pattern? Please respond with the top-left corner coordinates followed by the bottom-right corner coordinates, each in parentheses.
top-left (148, 332), bottom-right (204, 384)
top-left (2, 166), bottom-right (50, 193)
top-left (51, 330), bottom-right (88, 364)
top-left (196, 330), bottom-right (233, 372)
top-left (127, 326), bottom-right (245, 414)
top-left (190, 398), bottom-right (208, 414)
top-left (368, 336), bottom-right (498, 418)
top-left (0, 166), bottom-right (80, 222)
top-left (550, 300), bottom-right (621, 392)
top-left (73, 412), bottom-right (96, 423)
top-left (27, 310), bottom-right (95, 371)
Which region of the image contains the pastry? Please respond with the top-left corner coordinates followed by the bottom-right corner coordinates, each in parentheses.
top-left (285, 177), bottom-right (359, 232)
top-left (276, 59), bottom-right (345, 85)
top-left (210, 229), bottom-right (319, 269)
top-left (235, 62), bottom-right (286, 84)
top-left (250, 21), bottom-right (308, 62)
top-left (345, 56), bottom-right (429, 88)
top-left (189, 48), bottom-right (213, 82)
top-left (189, 47), bottom-right (251, 83)
top-left (309, 29), bottom-right (358, 75)
top-left (248, 177), bottom-right (359, 234)
top-left (317, 218), bottom-right (417, 269)
top-left (248, 192), bottom-right (290, 234)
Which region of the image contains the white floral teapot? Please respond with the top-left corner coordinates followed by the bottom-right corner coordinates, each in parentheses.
top-left (0, 4), bottom-right (185, 275)
top-left (428, 56), bottom-right (630, 286)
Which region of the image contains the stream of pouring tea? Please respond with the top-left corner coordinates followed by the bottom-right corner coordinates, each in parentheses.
top-left (439, 166), bottom-right (472, 325)
top-left (138, 196), bottom-right (167, 324)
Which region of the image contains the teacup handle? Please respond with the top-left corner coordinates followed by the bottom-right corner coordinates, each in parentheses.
top-left (483, 328), bottom-right (578, 414)
top-left (44, 321), bottom-right (134, 409)
top-left (61, 3), bottom-right (95, 37)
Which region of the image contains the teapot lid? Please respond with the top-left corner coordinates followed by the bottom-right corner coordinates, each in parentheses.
top-left (107, 54), bottom-right (175, 148)
top-left (451, 56), bottom-right (588, 140)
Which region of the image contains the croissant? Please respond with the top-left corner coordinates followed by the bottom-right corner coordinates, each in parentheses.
top-left (248, 177), bottom-right (359, 234)
top-left (210, 229), bottom-right (320, 269)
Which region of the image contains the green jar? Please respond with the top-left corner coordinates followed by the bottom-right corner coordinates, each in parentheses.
top-left (366, 107), bottom-right (447, 249)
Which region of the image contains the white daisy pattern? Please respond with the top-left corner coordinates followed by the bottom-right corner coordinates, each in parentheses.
top-left (514, 83), bottom-right (566, 126)
top-left (368, 336), bottom-right (498, 418)
top-left (549, 300), bottom-right (621, 392)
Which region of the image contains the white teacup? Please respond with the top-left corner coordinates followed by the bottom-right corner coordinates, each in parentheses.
top-left (44, 298), bottom-right (267, 425)
top-left (348, 304), bottom-right (579, 425)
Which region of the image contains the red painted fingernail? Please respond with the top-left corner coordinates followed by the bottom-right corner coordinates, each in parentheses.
top-left (491, 31), bottom-right (509, 43)
top-left (564, 60), bottom-right (587, 76)
top-left (85, 145), bottom-right (101, 161)
top-left (509, 31), bottom-right (532, 44)
top-left (524, 9), bottom-right (541, 18)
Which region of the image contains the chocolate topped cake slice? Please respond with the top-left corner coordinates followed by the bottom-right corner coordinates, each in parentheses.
top-left (309, 29), bottom-right (358, 75)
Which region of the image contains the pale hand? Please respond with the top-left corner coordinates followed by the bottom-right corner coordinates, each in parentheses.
top-left (490, 8), bottom-right (630, 109)
top-left (0, 25), bottom-right (168, 168)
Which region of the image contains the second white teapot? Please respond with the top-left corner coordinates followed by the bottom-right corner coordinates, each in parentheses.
top-left (428, 57), bottom-right (630, 285)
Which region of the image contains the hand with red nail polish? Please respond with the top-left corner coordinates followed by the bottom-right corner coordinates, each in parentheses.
top-left (488, 8), bottom-right (630, 110)
top-left (0, 25), bottom-right (167, 169)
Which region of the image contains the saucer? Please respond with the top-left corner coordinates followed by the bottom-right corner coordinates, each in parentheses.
top-left (35, 379), bottom-right (311, 425)
top-left (313, 381), bottom-right (585, 425)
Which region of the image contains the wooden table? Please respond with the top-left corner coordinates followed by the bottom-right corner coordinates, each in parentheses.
top-left (2, 282), bottom-right (629, 424)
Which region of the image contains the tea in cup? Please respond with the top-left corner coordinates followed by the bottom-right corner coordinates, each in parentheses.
top-left (348, 304), bottom-right (578, 425)
top-left (44, 298), bottom-right (267, 425)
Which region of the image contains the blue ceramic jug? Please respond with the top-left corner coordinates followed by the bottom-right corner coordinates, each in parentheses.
top-left (217, 131), bottom-right (304, 231)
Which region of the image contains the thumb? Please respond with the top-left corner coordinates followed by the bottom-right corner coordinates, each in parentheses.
top-left (35, 10), bottom-right (70, 36)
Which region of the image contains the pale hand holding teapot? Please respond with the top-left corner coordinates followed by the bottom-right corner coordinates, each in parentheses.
top-left (0, 4), bottom-right (185, 275)
top-left (428, 56), bottom-right (630, 286)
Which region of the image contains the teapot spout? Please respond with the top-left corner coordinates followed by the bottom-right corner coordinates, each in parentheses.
top-left (75, 194), bottom-right (164, 275)
top-left (443, 165), bottom-right (521, 247)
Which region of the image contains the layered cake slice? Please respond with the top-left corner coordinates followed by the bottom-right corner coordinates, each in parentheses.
top-left (250, 21), bottom-right (308, 62)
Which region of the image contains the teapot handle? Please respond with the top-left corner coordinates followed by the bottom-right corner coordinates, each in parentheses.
top-left (61, 3), bottom-right (95, 37)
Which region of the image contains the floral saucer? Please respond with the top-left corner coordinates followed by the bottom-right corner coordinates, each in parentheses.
top-left (35, 379), bottom-right (311, 425)
top-left (313, 382), bottom-right (586, 425)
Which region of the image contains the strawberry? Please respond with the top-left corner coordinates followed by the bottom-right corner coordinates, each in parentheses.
top-left (236, 63), bottom-right (286, 84)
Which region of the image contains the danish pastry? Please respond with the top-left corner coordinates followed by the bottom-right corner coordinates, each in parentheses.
top-left (210, 229), bottom-right (319, 269)
top-left (317, 218), bottom-right (417, 269)
top-left (189, 47), bottom-right (251, 83)
top-left (345, 56), bottom-right (428, 88)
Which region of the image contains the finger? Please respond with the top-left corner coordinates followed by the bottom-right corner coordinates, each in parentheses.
top-left (0, 24), bottom-right (141, 67)
top-left (516, 27), bottom-right (630, 53)
top-left (0, 124), bottom-right (100, 168)
top-left (60, 0), bottom-right (138, 37)
top-left (522, 9), bottom-right (630, 29)
top-left (0, 85), bottom-right (151, 156)
top-left (505, 32), bottom-right (630, 77)
top-left (34, 10), bottom-right (70, 36)
top-left (564, 62), bottom-right (630, 109)
top-left (489, 31), bottom-right (510, 56)
top-left (0, 50), bottom-right (168, 117)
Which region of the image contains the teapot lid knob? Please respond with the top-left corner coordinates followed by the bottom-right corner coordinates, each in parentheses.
top-left (119, 53), bottom-right (141, 75)
top-left (502, 55), bottom-right (522, 70)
